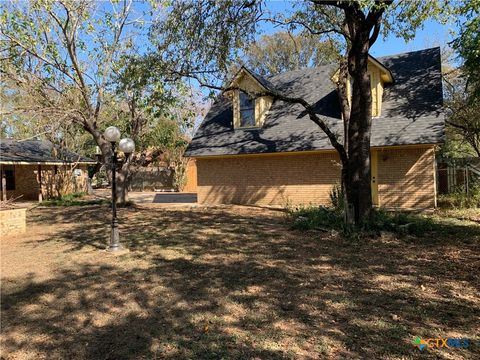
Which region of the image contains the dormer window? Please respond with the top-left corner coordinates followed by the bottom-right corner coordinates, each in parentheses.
top-left (239, 92), bottom-right (256, 127)
top-left (228, 67), bottom-right (274, 129)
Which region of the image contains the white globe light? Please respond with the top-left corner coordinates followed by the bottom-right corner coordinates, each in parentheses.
top-left (104, 126), bottom-right (121, 143)
top-left (119, 138), bottom-right (135, 154)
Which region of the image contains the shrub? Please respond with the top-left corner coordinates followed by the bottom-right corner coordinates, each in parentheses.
top-left (290, 205), bottom-right (344, 231)
top-left (363, 209), bottom-right (435, 236)
top-left (329, 183), bottom-right (344, 211)
top-left (43, 192), bottom-right (107, 207)
top-left (60, 192), bottom-right (85, 201)
top-left (289, 205), bottom-right (435, 238)
top-left (438, 185), bottom-right (480, 209)
top-left (43, 192), bottom-right (136, 207)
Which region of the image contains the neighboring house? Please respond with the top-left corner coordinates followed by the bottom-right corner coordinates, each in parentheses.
top-left (185, 47), bottom-right (445, 209)
top-left (0, 139), bottom-right (96, 202)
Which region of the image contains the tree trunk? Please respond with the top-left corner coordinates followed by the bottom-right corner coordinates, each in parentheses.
top-left (85, 125), bottom-right (130, 204)
top-left (115, 157), bottom-right (132, 205)
top-left (341, 166), bottom-right (355, 225)
top-left (336, 26), bottom-right (374, 226)
top-left (88, 127), bottom-right (132, 205)
top-left (347, 31), bottom-right (373, 224)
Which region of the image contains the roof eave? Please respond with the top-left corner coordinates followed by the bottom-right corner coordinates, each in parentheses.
top-left (225, 66), bottom-right (271, 94)
top-left (368, 55), bottom-right (395, 84)
top-left (0, 160), bottom-right (97, 165)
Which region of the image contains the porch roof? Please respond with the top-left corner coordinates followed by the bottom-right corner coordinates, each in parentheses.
top-left (0, 139), bottom-right (96, 165)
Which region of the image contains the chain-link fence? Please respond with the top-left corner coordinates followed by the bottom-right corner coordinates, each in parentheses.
top-left (437, 161), bottom-right (480, 195)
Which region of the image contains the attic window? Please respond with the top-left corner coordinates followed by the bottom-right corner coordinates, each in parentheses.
top-left (239, 92), bottom-right (256, 127)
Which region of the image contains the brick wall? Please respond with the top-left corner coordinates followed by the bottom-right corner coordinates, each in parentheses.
top-left (377, 147), bottom-right (436, 209)
top-left (39, 165), bottom-right (89, 199)
top-left (0, 208), bottom-right (26, 236)
top-left (197, 152), bottom-right (341, 206)
top-left (196, 146), bottom-right (436, 209)
top-left (1, 164), bottom-right (89, 201)
top-left (3, 165), bottom-right (39, 201)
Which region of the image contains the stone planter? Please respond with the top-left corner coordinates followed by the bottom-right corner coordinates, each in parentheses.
top-left (0, 208), bottom-right (27, 237)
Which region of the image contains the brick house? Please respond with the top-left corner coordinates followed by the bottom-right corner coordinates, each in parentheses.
top-left (185, 48), bottom-right (444, 209)
top-left (0, 139), bottom-right (96, 202)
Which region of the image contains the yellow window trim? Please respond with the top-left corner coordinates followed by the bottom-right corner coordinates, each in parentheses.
top-left (230, 71), bottom-right (273, 129)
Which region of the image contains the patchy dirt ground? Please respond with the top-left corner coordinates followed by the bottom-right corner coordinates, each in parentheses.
top-left (1, 204), bottom-right (479, 359)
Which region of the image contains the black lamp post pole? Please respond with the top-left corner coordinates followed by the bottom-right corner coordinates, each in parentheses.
top-left (109, 141), bottom-right (121, 251)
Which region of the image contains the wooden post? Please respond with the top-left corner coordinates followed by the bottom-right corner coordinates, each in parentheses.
top-left (1, 165), bottom-right (6, 201)
top-left (465, 166), bottom-right (469, 196)
top-left (38, 165), bottom-right (43, 203)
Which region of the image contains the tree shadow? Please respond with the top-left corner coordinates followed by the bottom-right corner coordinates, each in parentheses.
top-left (2, 205), bottom-right (479, 358)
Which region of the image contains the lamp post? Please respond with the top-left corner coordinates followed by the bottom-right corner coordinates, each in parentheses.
top-left (103, 126), bottom-right (135, 252)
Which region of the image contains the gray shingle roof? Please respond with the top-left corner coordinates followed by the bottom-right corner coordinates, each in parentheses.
top-left (0, 139), bottom-right (96, 164)
top-left (185, 47), bottom-right (444, 157)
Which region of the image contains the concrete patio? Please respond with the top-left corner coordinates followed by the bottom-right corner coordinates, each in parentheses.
top-left (127, 191), bottom-right (197, 205)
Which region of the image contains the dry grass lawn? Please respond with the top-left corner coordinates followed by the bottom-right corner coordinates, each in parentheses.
top-left (1, 204), bottom-right (479, 359)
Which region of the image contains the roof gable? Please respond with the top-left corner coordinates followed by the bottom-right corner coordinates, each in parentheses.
top-left (227, 66), bottom-right (275, 93)
top-left (368, 55), bottom-right (394, 83)
top-left (331, 55), bottom-right (394, 84)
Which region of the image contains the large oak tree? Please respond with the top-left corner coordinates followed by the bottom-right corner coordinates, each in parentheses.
top-left (444, 0), bottom-right (480, 158)
top-left (149, 0), bottom-right (450, 225)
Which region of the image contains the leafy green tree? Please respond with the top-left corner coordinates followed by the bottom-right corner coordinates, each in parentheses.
top-left (0, 0), bottom-right (188, 203)
top-left (0, 77), bottom-right (93, 155)
top-left (148, 119), bottom-right (191, 192)
top-left (244, 32), bottom-right (339, 76)
top-left (442, 1), bottom-right (480, 158)
top-left (452, 0), bottom-right (480, 98)
top-left (443, 69), bottom-right (480, 158)
top-left (149, 0), bottom-right (450, 225)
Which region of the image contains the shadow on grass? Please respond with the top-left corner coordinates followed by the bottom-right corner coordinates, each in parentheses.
top-left (2, 205), bottom-right (479, 358)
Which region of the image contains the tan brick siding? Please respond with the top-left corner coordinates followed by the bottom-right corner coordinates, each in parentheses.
top-left (39, 165), bottom-right (89, 199)
top-left (377, 147), bottom-right (436, 209)
top-left (0, 208), bottom-right (26, 236)
top-left (3, 165), bottom-right (39, 201)
top-left (197, 152), bottom-right (341, 206)
top-left (196, 146), bottom-right (436, 209)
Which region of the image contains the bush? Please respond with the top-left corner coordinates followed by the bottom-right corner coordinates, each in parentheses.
top-left (329, 183), bottom-right (344, 211)
top-left (289, 205), bottom-right (435, 238)
top-left (364, 209), bottom-right (435, 236)
top-left (43, 192), bottom-right (136, 207)
top-left (60, 192), bottom-right (85, 201)
top-left (43, 192), bottom-right (106, 207)
top-left (288, 183), bottom-right (438, 238)
top-left (290, 205), bottom-right (344, 231)
top-left (438, 185), bottom-right (480, 209)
